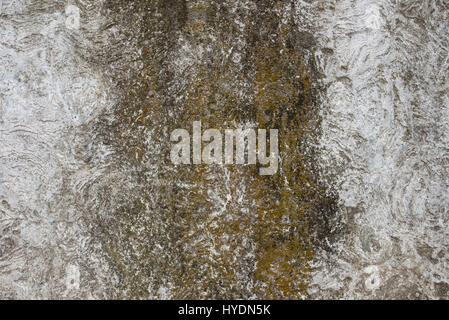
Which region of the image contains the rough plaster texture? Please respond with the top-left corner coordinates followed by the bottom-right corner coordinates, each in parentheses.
top-left (0, 0), bottom-right (448, 299)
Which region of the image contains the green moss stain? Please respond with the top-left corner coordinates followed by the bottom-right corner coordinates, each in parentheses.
top-left (252, 45), bottom-right (314, 299)
top-left (93, 0), bottom-right (341, 299)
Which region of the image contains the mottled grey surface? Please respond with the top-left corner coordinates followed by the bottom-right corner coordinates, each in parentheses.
top-left (312, 0), bottom-right (449, 299)
top-left (0, 0), bottom-right (448, 299)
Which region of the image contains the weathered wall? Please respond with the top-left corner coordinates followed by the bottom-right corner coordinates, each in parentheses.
top-left (0, 0), bottom-right (447, 299)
